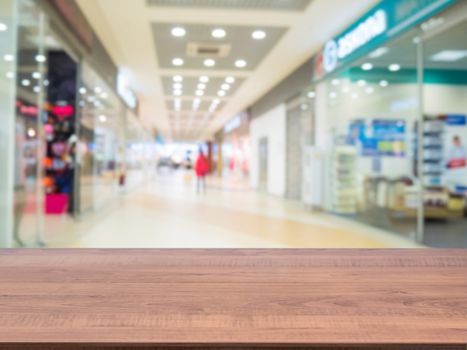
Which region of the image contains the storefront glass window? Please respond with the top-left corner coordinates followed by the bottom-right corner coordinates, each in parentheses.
top-left (320, 29), bottom-right (421, 239)
top-left (77, 63), bottom-right (125, 213)
top-left (421, 5), bottom-right (467, 247)
top-left (0, 0), bottom-right (17, 247)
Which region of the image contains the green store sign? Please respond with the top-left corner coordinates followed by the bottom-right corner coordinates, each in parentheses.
top-left (316, 0), bottom-right (458, 78)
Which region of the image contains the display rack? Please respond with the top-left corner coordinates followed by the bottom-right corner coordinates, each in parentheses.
top-left (330, 145), bottom-right (358, 214)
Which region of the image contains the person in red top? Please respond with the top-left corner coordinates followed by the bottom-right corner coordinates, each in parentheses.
top-left (194, 149), bottom-right (209, 194)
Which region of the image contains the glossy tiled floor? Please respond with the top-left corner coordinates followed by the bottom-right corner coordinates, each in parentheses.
top-left (18, 171), bottom-right (420, 248)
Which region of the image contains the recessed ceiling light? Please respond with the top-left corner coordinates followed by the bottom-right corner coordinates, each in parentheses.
top-left (0, 23), bottom-right (7, 32)
top-left (357, 79), bottom-right (366, 87)
top-left (361, 63), bottom-right (373, 71)
top-left (197, 83), bottom-right (206, 90)
top-left (173, 83), bottom-right (182, 90)
top-left (307, 91), bottom-right (315, 98)
top-left (379, 80), bottom-right (389, 87)
top-left (225, 76), bottom-right (235, 84)
top-left (173, 89), bottom-right (182, 96)
top-left (252, 30), bottom-right (266, 40)
top-left (171, 27), bottom-right (186, 37)
top-left (193, 98), bottom-right (201, 104)
top-left (21, 79), bottom-right (30, 87)
top-left (221, 84), bottom-right (230, 90)
top-left (211, 28), bottom-right (226, 39)
top-left (99, 115), bottom-right (107, 123)
top-left (79, 87), bottom-right (87, 94)
top-left (195, 90), bottom-right (204, 96)
top-left (3, 54), bottom-right (14, 62)
top-left (365, 87), bottom-right (374, 94)
top-left (33, 86), bottom-right (40, 93)
top-left (199, 76), bottom-right (209, 83)
top-left (172, 58), bottom-right (184, 66)
top-left (235, 59), bottom-right (247, 68)
top-left (388, 64), bottom-right (400, 72)
top-left (368, 47), bottom-right (389, 58)
top-left (32, 72), bottom-right (41, 79)
top-left (204, 59), bottom-right (216, 67)
top-left (101, 92), bottom-right (108, 99)
top-left (173, 75), bottom-right (183, 82)
top-left (5, 71), bottom-right (15, 79)
top-left (430, 50), bottom-right (467, 62)
top-left (213, 98), bottom-right (220, 104)
top-left (27, 128), bottom-right (36, 138)
top-left (43, 79), bottom-right (49, 86)
top-left (94, 87), bottom-right (102, 94)
top-left (341, 86), bottom-right (350, 93)
top-left (217, 90), bottom-right (226, 97)
top-left (35, 54), bottom-right (46, 63)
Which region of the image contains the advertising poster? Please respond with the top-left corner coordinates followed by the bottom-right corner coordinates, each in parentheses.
top-left (444, 115), bottom-right (467, 195)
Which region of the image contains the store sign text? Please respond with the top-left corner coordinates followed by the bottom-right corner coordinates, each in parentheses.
top-left (323, 9), bottom-right (387, 73)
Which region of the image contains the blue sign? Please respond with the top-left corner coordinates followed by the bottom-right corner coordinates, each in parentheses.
top-left (317, 0), bottom-right (458, 78)
top-left (445, 114), bottom-right (466, 126)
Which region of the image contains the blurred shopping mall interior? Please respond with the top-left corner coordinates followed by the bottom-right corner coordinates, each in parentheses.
top-left (1, 0), bottom-right (467, 249)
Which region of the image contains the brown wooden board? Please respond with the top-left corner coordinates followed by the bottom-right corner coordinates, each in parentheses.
top-left (0, 249), bottom-right (466, 349)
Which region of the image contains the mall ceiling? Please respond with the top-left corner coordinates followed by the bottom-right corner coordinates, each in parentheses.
top-left (76, 0), bottom-right (378, 141)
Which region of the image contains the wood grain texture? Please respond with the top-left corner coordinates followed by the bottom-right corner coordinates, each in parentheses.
top-left (0, 249), bottom-right (466, 350)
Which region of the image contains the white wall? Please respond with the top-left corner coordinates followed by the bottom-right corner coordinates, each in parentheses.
top-left (250, 104), bottom-right (286, 196)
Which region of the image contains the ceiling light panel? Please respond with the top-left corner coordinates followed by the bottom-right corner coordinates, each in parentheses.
top-left (146, 0), bottom-right (311, 11)
top-left (152, 22), bottom-right (287, 70)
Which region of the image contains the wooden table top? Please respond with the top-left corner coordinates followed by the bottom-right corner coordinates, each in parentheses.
top-left (0, 249), bottom-right (466, 348)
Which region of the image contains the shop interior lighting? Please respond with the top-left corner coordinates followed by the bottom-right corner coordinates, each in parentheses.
top-left (173, 89), bottom-right (182, 96)
top-left (361, 63), bottom-right (373, 71)
top-left (379, 80), bottom-right (389, 87)
top-left (329, 92), bottom-right (337, 99)
top-left (204, 59), bottom-right (216, 67)
top-left (341, 86), bottom-right (350, 93)
top-left (100, 92), bottom-right (108, 99)
top-left (225, 76), bottom-right (235, 84)
top-left (21, 79), bottom-right (31, 87)
top-left (3, 54), bottom-right (14, 62)
top-left (365, 87), bottom-right (374, 94)
top-left (172, 58), bottom-right (184, 66)
top-left (98, 115), bottom-right (107, 123)
top-left (173, 83), bottom-right (183, 90)
top-left (6, 71), bottom-right (15, 79)
top-left (211, 28), bottom-right (226, 39)
top-left (197, 83), bottom-right (206, 90)
top-left (388, 63), bottom-right (401, 72)
top-left (221, 84), bottom-right (230, 90)
top-left (217, 90), bottom-right (226, 97)
top-left (252, 30), bottom-right (266, 40)
top-left (357, 79), bottom-right (366, 87)
top-left (199, 76), bottom-right (209, 83)
top-left (235, 59), bottom-right (247, 68)
top-left (43, 80), bottom-right (49, 86)
top-left (0, 23), bottom-right (8, 31)
top-left (27, 128), bottom-right (36, 137)
top-left (331, 79), bottom-right (340, 86)
top-left (79, 87), bottom-right (87, 94)
top-left (300, 103), bottom-right (308, 111)
top-left (430, 50), bottom-right (467, 62)
top-left (35, 54), bottom-right (46, 63)
top-left (94, 87), bottom-right (102, 94)
top-left (368, 47), bottom-right (389, 58)
top-left (33, 86), bottom-right (40, 93)
top-left (171, 27), bottom-right (186, 37)
top-left (173, 75), bottom-right (183, 82)
top-left (195, 90), bottom-right (204, 96)
top-left (307, 91), bottom-right (315, 98)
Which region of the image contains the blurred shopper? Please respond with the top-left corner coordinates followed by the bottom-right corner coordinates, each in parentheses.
top-left (195, 150), bottom-right (208, 194)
